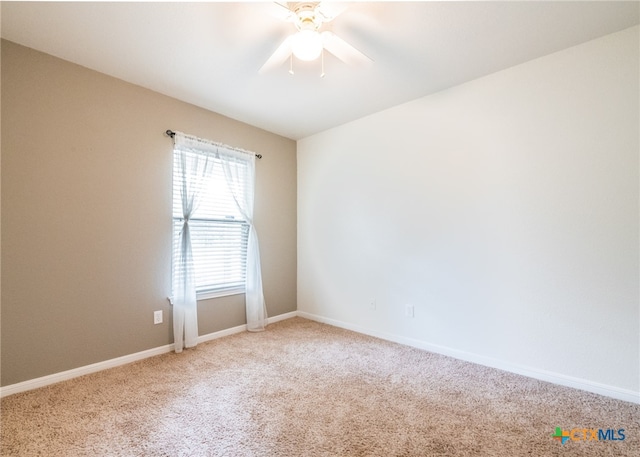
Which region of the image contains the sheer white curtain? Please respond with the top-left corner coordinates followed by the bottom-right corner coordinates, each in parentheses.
top-left (172, 132), bottom-right (215, 352)
top-left (172, 131), bottom-right (267, 349)
top-left (221, 150), bottom-right (268, 331)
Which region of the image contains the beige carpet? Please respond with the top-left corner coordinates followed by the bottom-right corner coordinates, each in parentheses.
top-left (1, 317), bottom-right (638, 456)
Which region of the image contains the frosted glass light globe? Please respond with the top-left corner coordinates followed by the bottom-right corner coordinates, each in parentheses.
top-left (291, 30), bottom-right (323, 61)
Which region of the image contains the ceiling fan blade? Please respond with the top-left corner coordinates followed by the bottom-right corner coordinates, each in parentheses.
top-left (316, 2), bottom-right (349, 22)
top-left (258, 1), bottom-right (296, 22)
top-left (321, 31), bottom-right (372, 66)
top-left (259, 36), bottom-right (293, 74)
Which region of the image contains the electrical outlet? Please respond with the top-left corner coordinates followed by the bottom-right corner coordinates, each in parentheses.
top-left (405, 304), bottom-right (414, 318)
top-left (154, 310), bottom-right (163, 325)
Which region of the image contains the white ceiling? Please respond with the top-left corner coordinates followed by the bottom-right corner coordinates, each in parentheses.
top-left (2, 1), bottom-right (639, 140)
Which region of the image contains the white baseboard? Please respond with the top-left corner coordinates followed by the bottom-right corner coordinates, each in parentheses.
top-left (0, 312), bottom-right (298, 398)
top-left (4, 310), bottom-right (637, 404)
top-left (266, 310), bottom-right (298, 324)
top-left (297, 311), bottom-right (640, 405)
top-left (0, 344), bottom-right (175, 398)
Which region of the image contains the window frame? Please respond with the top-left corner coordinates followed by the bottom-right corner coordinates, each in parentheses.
top-left (171, 150), bottom-right (250, 301)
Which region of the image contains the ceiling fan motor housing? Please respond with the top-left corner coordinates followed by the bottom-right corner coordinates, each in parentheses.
top-left (290, 2), bottom-right (325, 31)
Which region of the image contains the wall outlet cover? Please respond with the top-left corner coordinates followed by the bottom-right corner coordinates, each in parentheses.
top-left (405, 304), bottom-right (414, 318)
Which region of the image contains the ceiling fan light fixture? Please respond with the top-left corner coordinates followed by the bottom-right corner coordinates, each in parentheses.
top-left (259, 2), bottom-right (372, 75)
top-left (291, 29), bottom-right (323, 61)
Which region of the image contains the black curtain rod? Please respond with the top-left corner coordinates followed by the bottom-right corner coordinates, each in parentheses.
top-left (165, 130), bottom-right (262, 159)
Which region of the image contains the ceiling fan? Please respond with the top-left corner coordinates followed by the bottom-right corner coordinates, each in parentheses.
top-left (258, 2), bottom-right (372, 76)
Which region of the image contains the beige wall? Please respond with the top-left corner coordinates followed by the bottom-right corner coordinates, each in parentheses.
top-left (1, 40), bottom-right (297, 386)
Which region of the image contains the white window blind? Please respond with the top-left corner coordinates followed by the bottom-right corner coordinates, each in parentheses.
top-left (172, 149), bottom-right (250, 297)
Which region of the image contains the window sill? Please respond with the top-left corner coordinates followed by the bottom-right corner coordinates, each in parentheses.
top-left (167, 288), bottom-right (245, 306)
top-left (196, 288), bottom-right (245, 301)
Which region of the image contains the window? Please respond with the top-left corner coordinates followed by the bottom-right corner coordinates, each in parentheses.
top-left (172, 149), bottom-right (250, 299)
top-left (170, 130), bottom-right (266, 349)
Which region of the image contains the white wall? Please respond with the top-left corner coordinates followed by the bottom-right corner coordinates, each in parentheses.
top-left (297, 26), bottom-right (639, 399)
